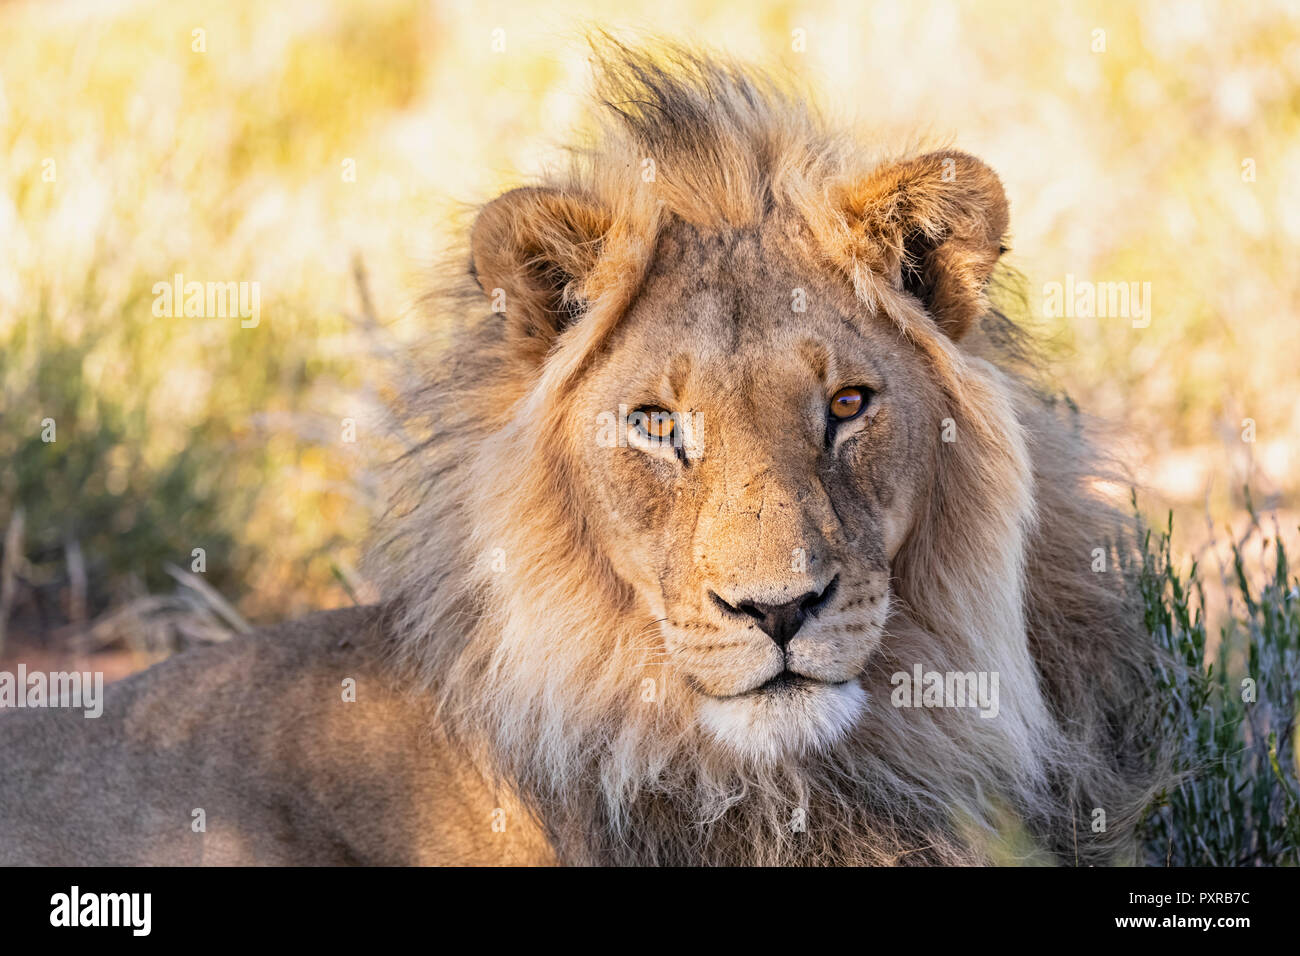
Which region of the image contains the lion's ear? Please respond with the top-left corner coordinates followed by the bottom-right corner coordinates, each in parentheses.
top-left (840, 151), bottom-right (1009, 340)
top-left (469, 187), bottom-right (612, 352)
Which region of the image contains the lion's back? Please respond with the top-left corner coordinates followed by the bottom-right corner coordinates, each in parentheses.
top-left (0, 607), bottom-right (552, 865)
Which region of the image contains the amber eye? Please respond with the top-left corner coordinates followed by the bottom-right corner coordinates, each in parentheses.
top-left (632, 406), bottom-right (675, 441)
top-left (829, 387), bottom-right (868, 421)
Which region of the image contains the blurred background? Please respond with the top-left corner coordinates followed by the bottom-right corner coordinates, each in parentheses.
top-left (2, 0), bottom-right (1298, 675)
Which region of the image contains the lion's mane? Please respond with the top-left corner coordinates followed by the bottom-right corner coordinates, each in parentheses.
top-left (368, 39), bottom-right (1167, 865)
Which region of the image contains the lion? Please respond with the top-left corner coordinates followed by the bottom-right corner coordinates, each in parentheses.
top-left (0, 40), bottom-right (1166, 866)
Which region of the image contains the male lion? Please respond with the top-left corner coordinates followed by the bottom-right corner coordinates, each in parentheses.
top-left (0, 42), bottom-right (1165, 866)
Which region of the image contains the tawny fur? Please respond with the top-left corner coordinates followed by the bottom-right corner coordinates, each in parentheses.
top-left (0, 40), bottom-right (1166, 866)
top-left (372, 40), bottom-right (1167, 865)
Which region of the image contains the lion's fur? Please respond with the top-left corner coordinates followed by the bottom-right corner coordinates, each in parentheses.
top-left (370, 40), bottom-right (1168, 865)
top-left (0, 608), bottom-right (555, 865)
top-left (0, 39), bottom-right (1167, 867)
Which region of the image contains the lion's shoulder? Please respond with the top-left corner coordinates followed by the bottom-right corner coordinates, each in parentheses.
top-left (0, 606), bottom-right (553, 865)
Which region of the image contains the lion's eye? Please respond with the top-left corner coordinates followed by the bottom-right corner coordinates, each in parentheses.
top-left (632, 406), bottom-right (675, 441)
top-left (829, 387), bottom-right (868, 421)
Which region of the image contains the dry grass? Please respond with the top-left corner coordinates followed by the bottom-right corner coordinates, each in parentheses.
top-left (1, 0), bottom-right (1297, 646)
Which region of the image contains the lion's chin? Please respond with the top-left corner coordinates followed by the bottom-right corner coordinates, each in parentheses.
top-left (697, 678), bottom-right (867, 764)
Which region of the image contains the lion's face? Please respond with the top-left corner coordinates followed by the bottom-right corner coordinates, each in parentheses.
top-left (568, 219), bottom-right (940, 761)
top-left (466, 133), bottom-right (1009, 768)
top-left (396, 51), bottom-right (1125, 862)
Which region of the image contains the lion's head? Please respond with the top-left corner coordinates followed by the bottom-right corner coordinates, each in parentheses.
top-left (498, 214), bottom-right (946, 762)
top-left (373, 41), bottom-right (1162, 864)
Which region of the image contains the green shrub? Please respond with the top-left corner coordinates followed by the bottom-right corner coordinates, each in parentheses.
top-left (1134, 498), bottom-right (1300, 865)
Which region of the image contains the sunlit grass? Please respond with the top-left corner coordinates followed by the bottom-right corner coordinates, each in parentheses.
top-left (1, 0), bottom-right (1298, 625)
top-left (1133, 500), bottom-right (1300, 865)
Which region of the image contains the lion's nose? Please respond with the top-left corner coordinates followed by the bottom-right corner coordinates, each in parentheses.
top-left (710, 578), bottom-right (838, 649)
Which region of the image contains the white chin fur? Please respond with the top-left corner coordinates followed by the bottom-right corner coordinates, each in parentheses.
top-left (698, 681), bottom-right (867, 763)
